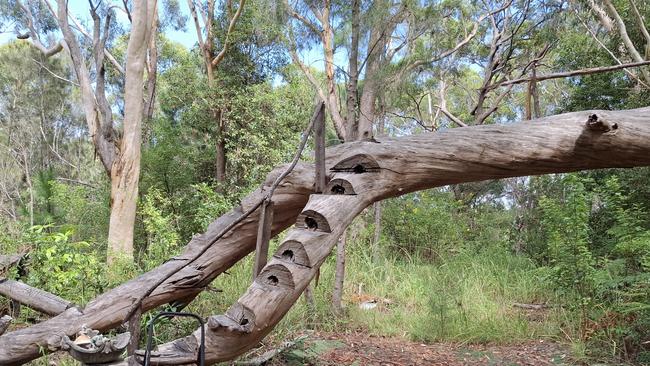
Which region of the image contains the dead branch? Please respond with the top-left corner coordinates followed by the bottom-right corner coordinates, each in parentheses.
top-left (513, 303), bottom-right (548, 310)
top-left (0, 280), bottom-right (76, 316)
top-left (500, 60), bottom-right (650, 86)
top-left (0, 253), bottom-right (25, 275)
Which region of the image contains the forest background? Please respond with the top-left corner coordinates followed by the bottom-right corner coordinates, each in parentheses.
top-left (1, 0), bottom-right (650, 364)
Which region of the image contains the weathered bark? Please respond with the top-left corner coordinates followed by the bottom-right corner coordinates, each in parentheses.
top-left (372, 202), bottom-right (382, 263)
top-left (321, 2), bottom-right (347, 141)
top-left (0, 315), bottom-right (11, 336)
top-left (144, 5), bottom-right (159, 121)
top-left (0, 280), bottom-right (75, 316)
top-left (128, 107), bottom-right (650, 364)
top-left (55, 0), bottom-right (157, 262)
top-left (0, 253), bottom-right (24, 274)
top-left (314, 101), bottom-right (327, 192)
top-left (331, 231), bottom-right (347, 314)
top-left (252, 200), bottom-right (274, 278)
top-left (107, 0), bottom-right (157, 262)
top-left (357, 4), bottom-right (396, 140)
top-left (0, 163), bottom-right (314, 366)
top-left (2, 107), bottom-right (650, 365)
top-left (56, 0), bottom-right (115, 173)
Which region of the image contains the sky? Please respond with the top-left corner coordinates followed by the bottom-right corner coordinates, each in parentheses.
top-left (0, 0), bottom-right (338, 73)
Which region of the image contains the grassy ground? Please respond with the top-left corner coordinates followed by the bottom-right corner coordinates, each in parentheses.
top-left (187, 232), bottom-right (565, 348)
top-left (24, 225), bottom-right (572, 365)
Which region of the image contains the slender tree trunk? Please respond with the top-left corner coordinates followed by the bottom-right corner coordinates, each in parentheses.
top-left (22, 154), bottom-right (34, 227)
top-left (321, 4), bottom-right (347, 141)
top-left (357, 25), bottom-right (387, 140)
top-left (345, 0), bottom-right (361, 140)
top-left (601, 0), bottom-right (650, 83)
top-left (203, 14), bottom-right (227, 187)
top-left (371, 108), bottom-right (385, 262)
top-left (215, 110), bottom-right (227, 185)
top-left (332, 230), bottom-right (346, 314)
top-left (303, 283), bottom-right (315, 326)
top-left (331, 0), bottom-right (361, 312)
top-left (144, 6), bottom-right (159, 121)
top-left (526, 65), bottom-right (540, 120)
top-left (372, 202), bottom-right (382, 263)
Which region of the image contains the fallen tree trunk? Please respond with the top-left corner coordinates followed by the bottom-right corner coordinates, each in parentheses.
top-left (0, 280), bottom-right (75, 316)
top-left (1, 108), bottom-right (650, 365)
top-left (127, 108), bottom-right (650, 364)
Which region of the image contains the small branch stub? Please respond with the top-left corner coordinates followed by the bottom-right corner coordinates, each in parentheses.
top-left (586, 114), bottom-right (618, 132)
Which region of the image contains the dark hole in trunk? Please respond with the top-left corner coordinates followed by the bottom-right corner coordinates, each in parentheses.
top-left (331, 184), bottom-right (345, 194)
top-left (353, 164), bottom-right (366, 174)
top-left (305, 217), bottom-right (318, 230)
top-left (266, 275), bottom-right (279, 286)
top-left (281, 250), bottom-right (294, 261)
top-left (240, 318), bottom-right (249, 326)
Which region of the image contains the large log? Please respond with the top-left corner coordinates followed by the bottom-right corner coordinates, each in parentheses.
top-left (1, 108), bottom-right (650, 365)
top-left (128, 107), bottom-right (650, 364)
top-left (0, 280), bottom-right (76, 316)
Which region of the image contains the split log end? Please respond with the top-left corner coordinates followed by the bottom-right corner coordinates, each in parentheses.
top-left (207, 315), bottom-right (253, 334)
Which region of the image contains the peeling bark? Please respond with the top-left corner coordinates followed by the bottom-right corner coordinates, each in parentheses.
top-left (1, 107), bottom-right (650, 365)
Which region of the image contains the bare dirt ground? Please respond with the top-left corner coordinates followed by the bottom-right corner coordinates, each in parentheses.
top-left (261, 332), bottom-right (570, 366)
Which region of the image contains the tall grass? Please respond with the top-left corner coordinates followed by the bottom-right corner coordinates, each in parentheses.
top-left (183, 228), bottom-right (563, 349)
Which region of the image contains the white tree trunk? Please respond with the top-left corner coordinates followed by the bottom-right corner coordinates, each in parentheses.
top-left (107, 0), bottom-right (157, 262)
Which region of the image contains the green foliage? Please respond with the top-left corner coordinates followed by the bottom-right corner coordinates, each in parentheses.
top-left (533, 173), bottom-right (650, 362)
top-left (139, 188), bottom-right (181, 271)
top-left (381, 187), bottom-right (513, 261)
top-left (49, 181), bottom-right (110, 245)
top-left (24, 225), bottom-right (103, 304)
top-left (539, 175), bottom-right (595, 307)
top-left (189, 183), bottom-right (233, 230)
top-left (382, 189), bottom-right (467, 261)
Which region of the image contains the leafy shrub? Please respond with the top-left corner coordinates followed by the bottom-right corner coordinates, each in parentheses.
top-left (25, 225), bottom-right (104, 304)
